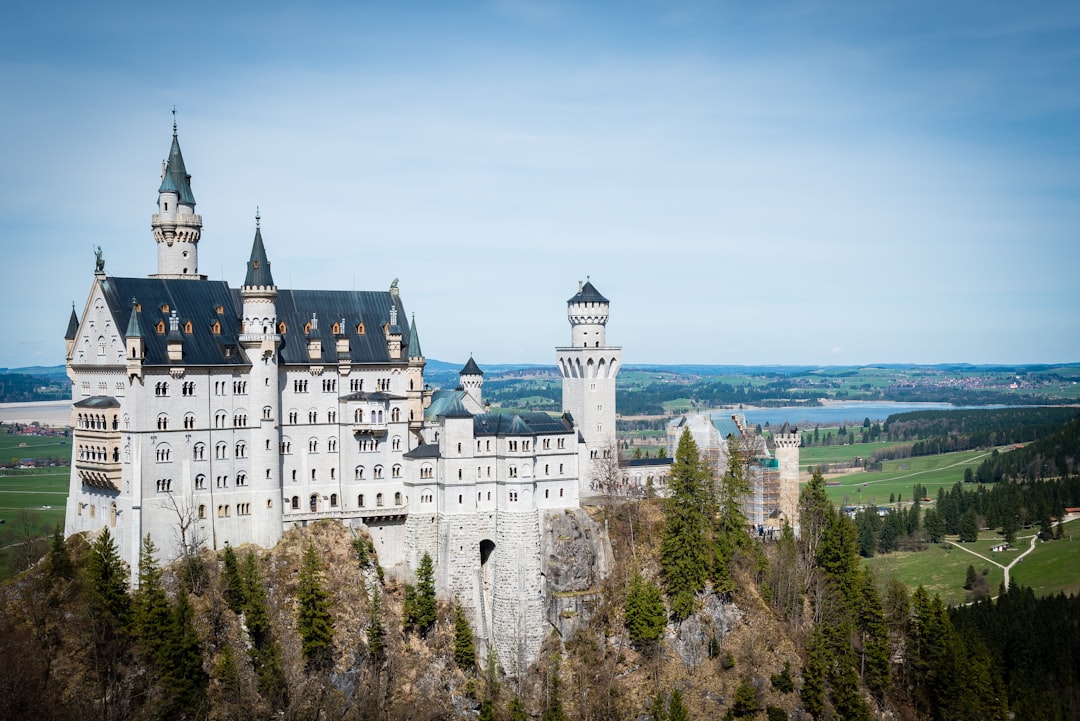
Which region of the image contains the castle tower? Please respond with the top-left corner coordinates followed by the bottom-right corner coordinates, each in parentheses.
top-left (459, 357), bottom-right (484, 412)
top-left (773, 422), bottom-right (802, 532)
top-left (556, 279), bottom-right (620, 487)
top-left (151, 116), bottom-right (204, 279)
top-left (406, 314), bottom-right (427, 443)
top-left (239, 213), bottom-right (283, 548)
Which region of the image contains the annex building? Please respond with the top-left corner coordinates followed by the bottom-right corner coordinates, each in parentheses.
top-left (63, 122), bottom-right (620, 672)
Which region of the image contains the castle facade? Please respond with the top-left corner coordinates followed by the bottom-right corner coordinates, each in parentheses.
top-left (63, 123), bottom-right (618, 672)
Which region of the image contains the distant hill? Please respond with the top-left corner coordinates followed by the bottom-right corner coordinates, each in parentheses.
top-left (0, 366), bottom-right (69, 403)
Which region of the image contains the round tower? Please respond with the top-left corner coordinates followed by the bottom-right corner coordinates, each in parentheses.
top-left (567, 278), bottom-right (610, 348)
top-left (151, 114), bottom-right (204, 279)
top-left (239, 213), bottom-right (282, 548)
top-left (459, 356), bottom-right (484, 411)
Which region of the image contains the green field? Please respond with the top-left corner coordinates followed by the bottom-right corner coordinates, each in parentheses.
top-left (0, 459), bottom-right (69, 579)
top-left (799, 441), bottom-right (900, 469)
top-left (1010, 520), bottom-right (1080, 597)
top-left (863, 542), bottom-right (1005, 606)
top-left (809, 448), bottom-right (1002, 507)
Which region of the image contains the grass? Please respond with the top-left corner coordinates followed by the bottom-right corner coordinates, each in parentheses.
top-left (863, 543), bottom-right (1004, 606)
top-left (799, 441), bottom-right (901, 469)
top-left (807, 448), bottom-right (1002, 507)
top-left (1009, 520), bottom-right (1080, 597)
top-left (0, 466), bottom-right (69, 580)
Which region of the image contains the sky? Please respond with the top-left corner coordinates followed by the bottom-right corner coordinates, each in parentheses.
top-left (1, 0), bottom-right (1078, 369)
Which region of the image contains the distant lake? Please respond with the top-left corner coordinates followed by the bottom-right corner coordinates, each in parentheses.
top-left (711, 402), bottom-right (1009, 429)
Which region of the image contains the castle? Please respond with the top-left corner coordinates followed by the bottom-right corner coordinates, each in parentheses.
top-left (63, 122), bottom-right (618, 672)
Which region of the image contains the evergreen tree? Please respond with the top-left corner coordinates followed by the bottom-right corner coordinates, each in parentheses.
top-left (453, 606), bottom-right (477, 672)
top-left (624, 572), bottom-right (667, 649)
top-left (727, 677), bottom-right (759, 718)
top-left (85, 527), bottom-right (131, 628)
top-left (508, 697), bottom-right (528, 721)
top-left (241, 552), bottom-right (287, 708)
top-left (367, 588), bottom-right (386, 663)
top-left (856, 570), bottom-right (890, 699)
top-left (770, 662), bottom-right (794, 693)
top-left (541, 660), bottom-right (568, 721)
top-left (47, 525), bottom-right (73, 580)
top-left (661, 428), bottom-right (711, 620)
top-left (221, 544), bottom-right (244, 614)
top-left (133, 535), bottom-right (171, 659)
top-left (965, 564), bottom-right (977, 590)
top-left (296, 541), bottom-right (335, 671)
top-left (160, 585), bottom-right (209, 719)
top-left (712, 436), bottom-right (751, 595)
top-left (799, 469), bottom-right (833, 566)
top-left (404, 552), bottom-right (437, 637)
top-left (666, 689), bottom-right (691, 721)
top-left (959, 508), bottom-right (980, 542)
top-left (800, 625), bottom-right (826, 720)
top-left (213, 644), bottom-right (243, 720)
top-left (649, 693), bottom-right (668, 721)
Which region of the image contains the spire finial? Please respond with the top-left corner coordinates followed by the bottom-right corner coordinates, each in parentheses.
top-left (172, 106), bottom-right (177, 136)
top-left (255, 206), bottom-right (260, 228)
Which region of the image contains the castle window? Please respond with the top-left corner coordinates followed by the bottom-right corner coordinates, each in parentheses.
top-left (97, 337), bottom-right (105, 355)
top-left (330, 468), bottom-right (336, 480)
top-left (291, 496), bottom-right (299, 510)
top-left (278, 321), bottom-right (287, 333)
top-left (195, 474), bottom-right (205, 489)
top-left (310, 494), bottom-right (318, 512)
top-left (373, 465), bottom-right (383, 479)
top-left (237, 503), bottom-right (250, 516)
top-left (458, 494), bottom-right (462, 504)
top-left (198, 504), bottom-right (206, 519)
top-left (211, 320), bottom-right (221, 334)
top-left (309, 410), bottom-right (317, 423)
top-left (292, 470), bottom-right (297, 481)
top-left (509, 466), bottom-right (518, 478)
top-left (543, 438), bottom-right (550, 449)
top-left (392, 464), bottom-right (401, 478)
top-left (558, 438), bottom-right (565, 449)
top-left (289, 410), bottom-right (298, 424)
top-left (486, 440), bottom-right (491, 451)
top-left (311, 469), bottom-right (316, 480)
top-left (458, 469), bottom-right (462, 480)
top-left (358, 494), bottom-right (365, 507)
top-left (376, 493), bottom-right (384, 507)
top-left (328, 437), bottom-right (337, 452)
top-left (559, 488), bottom-right (564, 497)
top-left (233, 413), bottom-right (247, 427)
top-left (308, 438), bottom-right (318, 453)
top-left (545, 489), bottom-right (549, 499)
top-left (236, 473), bottom-right (246, 487)
top-left (280, 439), bottom-right (292, 454)
top-left (267, 499), bottom-right (273, 509)
top-left (184, 320), bottom-right (193, 334)
top-left (235, 442), bottom-right (246, 458)
top-left (160, 304), bottom-right (169, 313)
top-left (350, 378), bottom-right (362, 392)
top-left (215, 442), bottom-right (227, 459)
top-left (457, 442), bottom-right (462, 453)
top-left (157, 414), bottom-right (169, 430)
top-left (193, 443), bottom-right (205, 461)
top-left (155, 444), bottom-right (171, 462)
top-left (395, 492), bottom-right (402, 506)
top-left (391, 407), bottom-right (400, 422)
top-left (509, 491), bottom-right (518, 502)
top-left (332, 322), bottom-right (341, 334)
top-left (356, 321), bottom-right (364, 335)
top-left (330, 493), bottom-right (338, 507)
top-left (355, 466), bottom-right (365, 480)
top-left (328, 409), bottom-right (337, 423)
top-left (544, 464), bottom-right (549, 475)
top-left (156, 320), bottom-right (165, 334)
top-left (216, 305), bottom-right (224, 315)
top-left (559, 464), bottom-right (564, 474)
top-left (392, 436), bottom-right (401, 451)
top-left (182, 414), bottom-right (194, 431)
top-left (263, 406), bottom-right (272, 420)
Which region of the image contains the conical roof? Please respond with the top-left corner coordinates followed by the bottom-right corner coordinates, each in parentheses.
top-left (567, 279), bottom-right (608, 304)
top-left (158, 124), bottom-right (196, 206)
top-left (407, 314), bottom-right (423, 359)
top-left (65, 304), bottom-right (79, 340)
top-left (244, 225), bottom-right (275, 287)
top-left (460, 356), bottom-right (483, 377)
top-left (125, 300), bottom-right (144, 339)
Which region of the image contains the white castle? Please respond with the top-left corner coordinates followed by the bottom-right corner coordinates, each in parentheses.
top-left (63, 122), bottom-right (619, 672)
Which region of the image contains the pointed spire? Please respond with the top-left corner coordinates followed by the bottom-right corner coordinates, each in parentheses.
top-left (244, 211), bottom-right (275, 288)
top-left (407, 313), bottom-right (423, 359)
top-left (158, 112), bottom-right (196, 206)
top-left (460, 356), bottom-right (484, 377)
top-left (65, 302), bottom-right (79, 340)
top-left (125, 298), bottom-right (143, 338)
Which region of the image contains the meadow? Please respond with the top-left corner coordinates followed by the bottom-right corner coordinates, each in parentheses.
top-left (0, 428), bottom-right (70, 578)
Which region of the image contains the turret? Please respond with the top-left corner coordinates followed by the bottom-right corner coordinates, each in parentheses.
top-left (125, 299), bottom-right (145, 380)
top-left (567, 278), bottom-right (609, 348)
top-left (65, 303), bottom-right (79, 359)
top-left (406, 314), bottom-right (427, 438)
top-left (772, 422), bottom-right (802, 532)
top-left (151, 113), bottom-right (204, 279)
top-left (459, 356), bottom-right (484, 411)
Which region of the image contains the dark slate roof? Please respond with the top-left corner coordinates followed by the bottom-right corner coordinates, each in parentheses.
top-left (777, 421), bottom-right (797, 434)
top-left (472, 412), bottom-right (573, 437)
top-left (272, 289), bottom-right (410, 365)
top-left (567, 280), bottom-right (608, 304)
top-left (243, 226), bottom-right (275, 288)
top-left (65, 305), bottom-right (79, 340)
top-left (624, 458), bottom-right (671, 467)
top-left (100, 277), bottom-right (246, 367)
top-left (403, 444), bottom-right (441, 459)
top-left (340, 390), bottom-right (406, 402)
top-left (407, 314), bottom-right (423, 359)
top-left (74, 395), bottom-right (121, 408)
top-left (460, 356), bottom-right (483, 376)
top-left (158, 128), bottom-right (196, 206)
top-left (125, 301), bottom-right (144, 338)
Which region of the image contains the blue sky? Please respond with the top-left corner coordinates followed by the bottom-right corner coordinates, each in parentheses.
top-left (2, 1), bottom-right (1078, 369)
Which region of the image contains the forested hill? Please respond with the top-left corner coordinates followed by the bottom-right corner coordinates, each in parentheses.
top-left (0, 367), bottom-right (68, 402)
top-left (975, 415), bottom-right (1080, 482)
top-left (883, 407), bottom-right (1080, 458)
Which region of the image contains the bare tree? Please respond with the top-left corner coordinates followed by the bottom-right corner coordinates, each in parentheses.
top-left (160, 491), bottom-right (208, 591)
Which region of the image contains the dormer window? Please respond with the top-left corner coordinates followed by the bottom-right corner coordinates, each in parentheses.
top-left (216, 305), bottom-right (224, 315)
top-left (332, 322), bottom-right (341, 334)
top-left (304, 322), bottom-right (312, 334)
top-left (156, 320), bottom-right (166, 334)
top-left (278, 321), bottom-right (287, 334)
top-left (160, 304), bottom-right (169, 313)
top-left (211, 320), bottom-right (221, 335)
top-left (183, 320), bottom-right (193, 334)
top-left (134, 303), bottom-right (142, 312)
top-left (356, 321), bottom-right (365, 335)
top-left (252, 260), bottom-right (259, 269)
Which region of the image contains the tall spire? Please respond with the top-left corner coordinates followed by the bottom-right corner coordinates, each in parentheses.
top-left (407, 313), bottom-right (423, 359)
top-left (244, 210), bottom-right (275, 288)
top-left (125, 298), bottom-right (144, 338)
top-left (65, 302), bottom-right (79, 341)
top-left (158, 112), bottom-right (196, 206)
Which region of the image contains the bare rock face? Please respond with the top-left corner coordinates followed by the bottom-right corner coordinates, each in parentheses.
top-left (540, 508), bottom-right (612, 639)
top-left (670, 591), bottom-right (743, 667)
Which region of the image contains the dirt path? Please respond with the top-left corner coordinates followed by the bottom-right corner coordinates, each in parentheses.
top-left (948, 533), bottom-right (1039, 588)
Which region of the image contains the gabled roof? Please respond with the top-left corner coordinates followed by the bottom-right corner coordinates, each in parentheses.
top-left (65, 305), bottom-right (79, 341)
top-left (407, 314), bottom-right (423, 359)
top-left (460, 356), bottom-right (483, 376)
top-left (567, 279), bottom-right (608, 304)
top-left (158, 126), bottom-right (196, 206)
top-left (472, 412), bottom-right (574, 437)
top-left (243, 226), bottom-right (275, 288)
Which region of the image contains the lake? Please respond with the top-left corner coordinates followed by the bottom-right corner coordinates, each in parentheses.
top-left (713, 402), bottom-right (1008, 429)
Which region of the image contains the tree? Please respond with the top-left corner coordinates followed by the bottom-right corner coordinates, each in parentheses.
top-left (296, 542), bottom-right (335, 672)
top-left (727, 677), bottom-right (759, 718)
top-left (856, 570), bottom-right (890, 699)
top-left (453, 606), bottom-right (477, 672)
top-left (404, 552), bottom-right (437, 637)
top-left (85, 527), bottom-right (131, 628)
top-left (366, 589), bottom-right (386, 662)
top-left (221, 544), bottom-right (244, 614)
top-left (801, 626), bottom-right (827, 720)
top-left (624, 572), bottom-right (667, 649)
top-left (46, 525), bottom-right (73, 580)
top-left (666, 689), bottom-right (691, 721)
top-left (133, 535), bottom-right (171, 657)
top-left (241, 551), bottom-right (287, 707)
top-left (661, 428), bottom-right (711, 620)
top-left (923, 508), bottom-right (946, 543)
top-left (964, 565), bottom-right (977, 590)
top-left (799, 469), bottom-right (833, 572)
top-left (959, 508), bottom-right (980, 543)
top-left (159, 585), bottom-right (209, 719)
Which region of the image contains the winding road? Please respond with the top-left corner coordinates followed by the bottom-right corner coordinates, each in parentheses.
top-left (948, 533), bottom-right (1039, 588)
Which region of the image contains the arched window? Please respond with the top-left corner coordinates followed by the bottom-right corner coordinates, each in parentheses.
top-left (376, 493), bottom-right (384, 507)
top-left (392, 464), bottom-right (401, 478)
top-left (358, 494), bottom-right (365, 507)
top-left (392, 436), bottom-right (401, 451)
top-left (355, 466), bottom-right (365, 480)
top-left (235, 441), bottom-right (246, 458)
top-left (391, 407), bottom-right (400, 422)
top-left (309, 494), bottom-right (319, 512)
top-left (291, 496), bottom-right (299, 510)
top-left (373, 465), bottom-right (383, 479)
top-left (394, 492), bottom-right (402, 506)
top-left (330, 493), bottom-right (338, 507)
top-left (193, 443), bottom-right (205, 461)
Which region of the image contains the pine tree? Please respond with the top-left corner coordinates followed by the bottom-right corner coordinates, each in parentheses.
top-left (508, 697), bottom-right (528, 721)
top-left (453, 606), bottom-right (477, 672)
top-left (728, 677), bottom-right (759, 718)
top-left (160, 586), bottom-right (209, 719)
top-left (47, 525), bottom-right (73, 580)
top-left (800, 625), bottom-right (827, 720)
top-left (367, 588), bottom-right (386, 663)
top-left (241, 551), bottom-right (287, 708)
top-left (221, 544), bottom-right (244, 614)
top-left (661, 428), bottom-right (711, 620)
top-left (85, 527), bottom-right (131, 628)
top-left (666, 689), bottom-right (691, 721)
top-left (213, 644), bottom-right (243, 720)
top-left (541, 660), bottom-right (569, 721)
top-left (296, 541), bottom-right (335, 671)
top-left (649, 693), bottom-right (668, 721)
top-left (856, 570), bottom-right (890, 699)
top-left (133, 535), bottom-right (171, 659)
top-left (624, 572), bottom-right (667, 649)
top-left (405, 552), bottom-right (437, 637)
top-left (799, 469), bottom-right (833, 567)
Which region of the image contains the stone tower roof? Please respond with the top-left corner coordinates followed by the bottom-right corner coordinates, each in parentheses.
top-left (460, 356), bottom-right (483, 377)
top-left (65, 304), bottom-right (79, 340)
